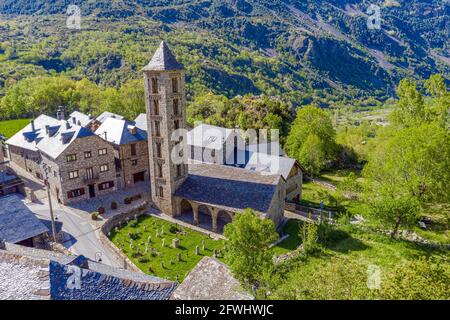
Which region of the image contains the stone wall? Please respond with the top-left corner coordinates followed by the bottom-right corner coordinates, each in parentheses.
top-left (118, 140), bottom-right (150, 189)
top-left (8, 145), bottom-right (43, 179)
top-left (41, 135), bottom-right (117, 204)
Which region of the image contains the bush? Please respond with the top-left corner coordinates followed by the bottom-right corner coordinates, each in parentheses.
top-left (98, 207), bottom-right (105, 214)
top-left (138, 256), bottom-right (149, 263)
top-left (124, 197), bottom-right (131, 205)
top-left (91, 212), bottom-right (99, 220)
top-left (111, 201), bottom-right (118, 210)
top-left (169, 225), bottom-right (180, 234)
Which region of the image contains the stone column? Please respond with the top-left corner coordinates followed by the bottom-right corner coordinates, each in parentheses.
top-left (192, 203), bottom-right (199, 226)
top-left (212, 209), bottom-right (218, 233)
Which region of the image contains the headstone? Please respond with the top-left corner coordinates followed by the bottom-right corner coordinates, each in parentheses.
top-left (177, 253), bottom-right (181, 262)
top-left (145, 243), bottom-right (149, 254)
top-left (195, 245), bottom-right (200, 255)
top-left (170, 258), bottom-right (174, 265)
top-left (172, 238), bottom-right (179, 248)
top-left (162, 238), bottom-right (165, 247)
top-left (161, 226), bottom-right (164, 235)
top-left (201, 239), bottom-right (205, 250)
top-left (156, 231), bottom-right (159, 238)
top-left (147, 236), bottom-right (151, 243)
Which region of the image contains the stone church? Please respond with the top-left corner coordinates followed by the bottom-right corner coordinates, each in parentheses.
top-left (143, 41), bottom-right (302, 231)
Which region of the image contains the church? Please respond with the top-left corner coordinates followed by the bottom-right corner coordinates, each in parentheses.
top-left (142, 41), bottom-right (303, 232)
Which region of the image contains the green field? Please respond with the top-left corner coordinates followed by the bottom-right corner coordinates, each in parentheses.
top-left (0, 119), bottom-right (30, 138)
top-left (109, 215), bottom-right (225, 282)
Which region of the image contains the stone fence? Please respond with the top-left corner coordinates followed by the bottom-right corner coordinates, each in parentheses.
top-left (98, 201), bottom-right (150, 273)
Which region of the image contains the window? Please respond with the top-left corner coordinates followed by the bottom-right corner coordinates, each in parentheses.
top-left (68, 170), bottom-right (79, 179)
top-left (174, 120), bottom-right (180, 130)
top-left (98, 181), bottom-right (114, 191)
top-left (100, 164), bottom-right (109, 172)
top-left (156, 143), bottom-right (162, 158)
top-left (155, 121), bottom-right (161, 137)
top-left (67, 188), bottom-right (85, 199)
top-left (158, 186), bottom-right (164, 198)
top-left (153, 100), bottom-right (159, 115)
top-left (157, 163), bottom-right (163, 178)
top-left (53, 171), bottom-right (57, 178)
top-left (173, 99), bottom-right (179, 115)
top-left (98, 148), bottom-right (107, 156)
top-left (66, 154), bottom-right (77, 162)
top-left (86, 167), bottom-right (94, 179)
top-left (151, 78), bottom-right (158, 94)
top-left (176, 164), bottom-right (182, 177)
top-left (130, 144), bottom-right (137, 156)
top-left (131, 159), bottom-right (138, 166)
top-left (172, 78), bottom-right (178, 93)
top-left (84, 151), bottom-right (92, 159)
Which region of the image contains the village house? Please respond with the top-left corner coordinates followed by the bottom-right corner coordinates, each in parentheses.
top-left (95, 117), bottom-right (149, 189)
top-left (37, 116), bottom-right (117, 205)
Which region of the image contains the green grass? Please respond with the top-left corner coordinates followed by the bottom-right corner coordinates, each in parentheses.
top-left (272, 220), bottom-right (303, 255)
top-left (0, 119), bottom-right (31, 138)
top-left (109, 215), bottom-right (225, 282)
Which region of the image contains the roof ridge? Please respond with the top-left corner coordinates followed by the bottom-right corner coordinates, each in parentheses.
top-left (143, 40), bottom-right (184, 71)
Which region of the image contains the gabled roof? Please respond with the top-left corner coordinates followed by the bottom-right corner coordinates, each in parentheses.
top-left (187, 124), bottom-right (234, 150)
top-left (95, 117), bottom-right (147, 146)
top-left (134, 113), bottom-right (147, 132)
top-left (0, 194), bottom-right (49, 244)
top-left (68, 111), bottom-right (94, 127)
top-left (143, 41), bottom-right (184, 71)
top-left (175, 163), bottom-right (281, 213)
top-left (6, 115), bottom-right (61, 152)
top-left (36, 121), bottom-right (93, 159)
top-left (172, 257), bottom-right (253, 300)
top-left (95, 111), bottom-right (124, 124)
top-left (245, 152), bottom-right (297, 180)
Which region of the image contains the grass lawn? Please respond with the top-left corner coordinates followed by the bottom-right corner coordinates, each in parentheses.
top-left (109, 215), bottom-right (225, 281)
top-left (0, 119), bottom-right (31, 138)
top-left (272, 219), bottom-right (303, 255)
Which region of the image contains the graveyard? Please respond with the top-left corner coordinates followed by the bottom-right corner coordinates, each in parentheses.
top-left (108, 215), bottom-right (225, 281)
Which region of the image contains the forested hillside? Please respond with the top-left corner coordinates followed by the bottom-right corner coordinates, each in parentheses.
top-left (0, 0), bottom-right (448, 120)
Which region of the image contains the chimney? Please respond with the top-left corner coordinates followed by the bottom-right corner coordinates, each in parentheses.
top-left (72, 117), bottom-right (76, 124)
top-left (45, 125), bottom-right (50, 135)
top-left (31, 120), bottom-right (35, 132)
top-left (56, 107), bottom-right (65, 121)
top-left (77, 120), bottom-right (82, 126)
top-left (88, 114), bottom-right (93, 120)
top-left (65, 121), bottom-right (71, 130)
top-left (104, 132), bottom-right (108, 141)
top-left (129, 126), bottom-right (137, 135)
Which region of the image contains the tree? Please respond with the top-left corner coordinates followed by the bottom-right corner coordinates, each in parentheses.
top-left (286, 105), bottom-right (337, 175)
top-left (381, 258), bottom-right (450, 300)
top-left (390, 78), bottom-right (426, 127)
top-left (369, 194), bottom-right (420, 239)
top-left (223, 209), bottom-right (279, 288)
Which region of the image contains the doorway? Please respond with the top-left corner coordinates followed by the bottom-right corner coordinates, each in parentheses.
top-left (88, 184), bottom-right (96, 198)
top-left (133, 171), bottom-right (145, 184)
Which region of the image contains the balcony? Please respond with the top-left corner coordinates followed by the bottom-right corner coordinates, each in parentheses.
top-left (83, 174), bottom-right (99, 184)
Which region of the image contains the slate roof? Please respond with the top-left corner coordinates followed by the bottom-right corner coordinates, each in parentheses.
top-left (95, 117), bottom-right (147, 146)
top-left (172, 257), bottom-right (253, 300)
top-left (244, 152), bottom-right (296, 180)
top-left (68, 111), bottom-right (94, 127)
top-left (6, 115), bottom-right (61, 152)
top-left (134, 113), bottom-right (147, 131)
top-left (175, 163), bottom-right (281, 213)
top-left (96, 111), bottom-right (124, 124)
top-left (187, 124), bottom-right (234, 149)
top-left (0, 194), bottom-right (49, 243)
top-left (36, 121), bottom-right (93, 160)
top-left (143, 41), bottom-right (184, 71)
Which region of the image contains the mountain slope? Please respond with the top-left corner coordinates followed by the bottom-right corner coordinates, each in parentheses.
top-left (0, 0), bottom-right (448, 106)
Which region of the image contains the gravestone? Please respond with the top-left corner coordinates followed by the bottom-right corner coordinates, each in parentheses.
top-left (201, 239), bottom-right (205, 250)
top-left (172, 238), bottom-right (179, 248)
top-left (195, 245), bottom-right (200, 255)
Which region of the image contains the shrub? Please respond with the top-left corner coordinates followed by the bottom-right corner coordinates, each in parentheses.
top-left (124, 197), bottom-right (131, 205)
top-left (91, 212), bottom-right (99, 220)
top-left (98, 207), bottom-right (105, 214)
top-left (138, 256), bottom-right (149, 263)
top-left (169, 225), bottom-right (180, 234)
top-left (111, 201), bottom-right (118, 210)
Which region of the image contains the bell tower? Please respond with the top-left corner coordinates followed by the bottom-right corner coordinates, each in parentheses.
top-left (143, 41), bottom-right (188, 216)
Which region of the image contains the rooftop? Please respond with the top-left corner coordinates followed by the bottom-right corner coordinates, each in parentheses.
top-left (0, 194), bottom-right (49, 244)
top-left (96, 111), bottom-right (124, 124)
top-left (244, 151), bottom-right (297, 180)
top-left (143, 41), bottom-right (184, 71)
top-left (95, 117), bottom-right (147, 146)
top-left (172, 257), bottom-right (253, 300)
top-left (187, 123), bottom-right (234, 149)
top-left (175, 163), bottom-right (281, 213)
top-left (68, 111), bottom-right (94, 127)
top-left (134, 113), bottom-right (147, 132)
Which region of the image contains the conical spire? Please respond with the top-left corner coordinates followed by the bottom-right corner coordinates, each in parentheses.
top-left (143, 41), bottom-right (184, 71)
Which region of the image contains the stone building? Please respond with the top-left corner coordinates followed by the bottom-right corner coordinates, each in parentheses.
top-left (95, 117), bottom-right (149, 189)
top-left (143, 41), bottom-right (292, 231)
top-left (6, 115), bottom-right (61, 180)
top-left (37, 118), bottom-right (117, 205)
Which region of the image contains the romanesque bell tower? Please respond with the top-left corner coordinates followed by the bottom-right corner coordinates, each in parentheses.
top-left (143, 41), bottom-right (188, 216)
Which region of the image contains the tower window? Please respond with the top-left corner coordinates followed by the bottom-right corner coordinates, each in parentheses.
top-left (153, 100), bottom-right (159, 115)
top-left (174, 120), bottom-right (180, 130)
top-left (156, 143), bottom-right (162, 158)
top-left (172, 78), bottom-right (178, 93)
top-left (151, 78), bottom-right (158, 94)
top-left (130, 143), bottom-right (137, 156)
top-left (155, 121), bottom-right (161, 137)
top-left (173, 99), bottom-right (179, 115)
top-left (158, 186), bottom-right (164, 198)
top-left (176, 164), bottom-right (182, 177)
top-left (157, 163), bottom-right (163, 178)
